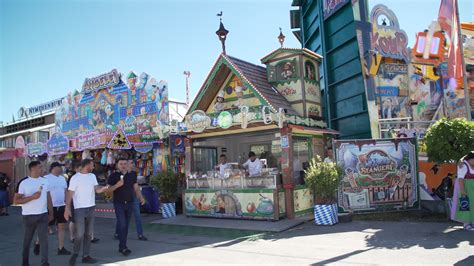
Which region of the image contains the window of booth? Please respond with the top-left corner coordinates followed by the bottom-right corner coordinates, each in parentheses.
top-left (192, 131), bottom-right (282, 174)
top-left (192, 147), bottom-right (217, 174)
top-left (292, 136), bottom-right (312, 185)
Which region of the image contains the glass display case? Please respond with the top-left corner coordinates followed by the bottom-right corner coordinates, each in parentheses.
top-left (187, 167), bottom-right (279, 189)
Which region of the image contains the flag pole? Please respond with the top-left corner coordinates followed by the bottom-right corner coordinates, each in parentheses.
top-left (455, 0), bottom-right (472, 120)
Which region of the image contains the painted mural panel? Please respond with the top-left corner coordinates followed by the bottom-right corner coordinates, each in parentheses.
top-left (418, 161), bottom-right (456, 201)
top-left (335, 138), bottom-right (418, 212)
top-left (293, 186), bottom-right (314, 216)
top-left (278, 190), bottom-right (286, 215)
top-left (408, 64), bottom-right (443, 121)
top-left (374, 65), bottom-right (410, 119)
top-left (304, 80), bottom-right (321, 104)
top-left (207, 75), bottom-right (260, 113)
top-left (56, 70), bottom-right (169, 145)
top-left (267, 58), bottom-right (299, 82)
top-left (275, 80), bottom-right (303, 103)
top-left (184, 189), bottom-right (277, 220)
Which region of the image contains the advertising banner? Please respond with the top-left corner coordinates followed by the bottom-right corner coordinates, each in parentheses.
top-left (335, 138), bottom-right (419, 212)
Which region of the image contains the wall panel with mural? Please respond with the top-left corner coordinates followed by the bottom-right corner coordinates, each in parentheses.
top-left (335, 138), bottom-right (419, 212)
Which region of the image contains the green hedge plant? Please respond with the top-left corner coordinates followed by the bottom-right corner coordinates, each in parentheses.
top-left (304, 156), bottom-right (343, 205)
top-left (151, 171), bottom-right (178, 203)
top-left (424, 118), bottom-right (474, 164)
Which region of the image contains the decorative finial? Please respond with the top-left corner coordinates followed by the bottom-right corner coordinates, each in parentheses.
top-left (278, 27), bottom-right (285, 48)
top-left (216, 12), bottom-right (229, 55)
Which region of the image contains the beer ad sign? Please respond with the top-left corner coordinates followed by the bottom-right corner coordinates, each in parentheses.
top-left (334, 138), bottom-right (418, 212)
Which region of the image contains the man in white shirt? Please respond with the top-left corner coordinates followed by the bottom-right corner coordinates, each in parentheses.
top-left (242, 152), bottom-right (263, 177)
top-left (14, 161), bottom-right (54, 266)
top-left (44, 162), bottom-right (71, 255)
top-left (64, 159), bottom-right (109, 265)
top-left (216, 154), bottom-right (231, 178)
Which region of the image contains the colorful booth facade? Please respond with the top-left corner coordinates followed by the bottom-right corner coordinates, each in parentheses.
top-left (53, 69), bottom-right (171, 177)
top-left (175, 47), bottom-right (336, 220)
top-left (56, 69), bottom-right (169, 148)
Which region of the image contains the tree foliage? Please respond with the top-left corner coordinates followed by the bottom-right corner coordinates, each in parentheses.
top-left (424, 118), bottom-right (474, 164)
top-left (304, 156), bottom-right (343, 204)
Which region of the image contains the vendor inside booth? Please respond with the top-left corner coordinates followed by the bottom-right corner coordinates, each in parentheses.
top-left (175, 25), bottom-right (337, 220)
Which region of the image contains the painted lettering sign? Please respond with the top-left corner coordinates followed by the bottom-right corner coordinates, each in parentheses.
top-left (76, 133), bottom-right (99, 151)
top-left (379, 63), bottom-right (408, 80)
top-left (370, 5), bottom-right (409, 62)
top-left (27, 143), bottom-right (46, 156)
top-left (185, 110), bottom-right (211, 133)
top-left (323, 0), bottom-right (350, 19)
top-left (376, 86), bottom-right (399, 97)
top-left (335, 138), bottom-right (418, 212)
top-left (82, 69), bottom-right (121, 94)
top-left (47, 133), bottom-right (70, 155)
top-left (18, 98), bottom-right (64, 119)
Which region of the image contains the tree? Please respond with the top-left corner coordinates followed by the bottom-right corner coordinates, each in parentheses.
top-left (424, 118), bottom-right (474, 164)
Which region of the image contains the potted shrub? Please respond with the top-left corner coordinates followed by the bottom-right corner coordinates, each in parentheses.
top-left (151, 171), bottom-right (178, 218)
top-left (304, 156), bottom-right (343, 225)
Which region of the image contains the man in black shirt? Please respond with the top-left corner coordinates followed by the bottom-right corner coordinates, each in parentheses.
top-left (107, 158), bottom-right (144, 256)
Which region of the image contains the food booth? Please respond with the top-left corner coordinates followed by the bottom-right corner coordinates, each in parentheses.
top-left (174, 46), bottom-right (338, 220)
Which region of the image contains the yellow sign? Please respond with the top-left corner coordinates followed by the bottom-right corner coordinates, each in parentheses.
top-left (108, 128), bottom-right (131, 149)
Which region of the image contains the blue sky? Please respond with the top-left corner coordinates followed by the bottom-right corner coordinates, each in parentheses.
top-left (0, 0), bottom-right (472, 123)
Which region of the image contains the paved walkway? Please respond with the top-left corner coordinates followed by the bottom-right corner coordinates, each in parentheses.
top-left (0, 207), bottom-right (473, 265)
top-left (152, 214), bottom-right (312, 232)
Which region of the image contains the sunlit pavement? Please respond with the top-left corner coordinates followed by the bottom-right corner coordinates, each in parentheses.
top-left (0, 207), bottom-right (472, 266)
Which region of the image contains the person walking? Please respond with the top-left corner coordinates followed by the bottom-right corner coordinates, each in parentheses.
top-left (451, 151), bottom-right (474, 231)
top-left (114, 159), bottom-right (148, 241)
top-left (44, 162), bottom-right (71, 255)
top-left (65, 161), bottom-right (81, 243)
top-left (64, 159), bottom-right (108, 265)
top-left (0, 172), bottom-right (10, 216)
top-left (108, 158), bottom-right (145, 256)
top-left (14, 161), bottom-right (54, 266)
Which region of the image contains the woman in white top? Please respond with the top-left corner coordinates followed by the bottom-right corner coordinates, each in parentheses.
top-left (451, 151), bottom-right (474, 231)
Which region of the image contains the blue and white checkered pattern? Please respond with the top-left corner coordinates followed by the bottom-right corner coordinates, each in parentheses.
top-left (161, 203), bottom-right (176, 218)
top-left (314, 204), bottom-right (338, 225)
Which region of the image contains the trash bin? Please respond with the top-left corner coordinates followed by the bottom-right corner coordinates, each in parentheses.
top-left (141, 186), bottom-right (160, 213)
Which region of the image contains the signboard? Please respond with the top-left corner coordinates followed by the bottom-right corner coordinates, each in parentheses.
top-left (370, 5), bottom-right (409, 62)
top-left (335, 138), bottom-right (418, 212)
top-left (280, 135), bottom-right (289, 148)
top-left (217, 111), bottom-right (233, 129)
top-left (47, 133), bottom-right (70, 155)
top-left (323, 0), bottom-right (350, 19)
top-left (27, 143), bottom-right (46, 156)
top-left (57, 70), bottom-right (169, 144)
top-left (18, 98), bottom-right (64, 119)
top-left (15, 136), bottom-right (26, 157)
top-left (375, 86), bottom-right (399, 97)
top-left (378, 64), bottom-right (408, 80)
top-left (76, 132), bottom-right (99, 151)
top-left (134, 144), bottom-right (154, 153)
top-left (82, 69), bottom-right (121, 94)
top-left (108, 129), bottom-right (131, 150)
top-left (170, 135), bottom-right (185, 155)
top-left (185, 110), bottom-right (211, 133)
